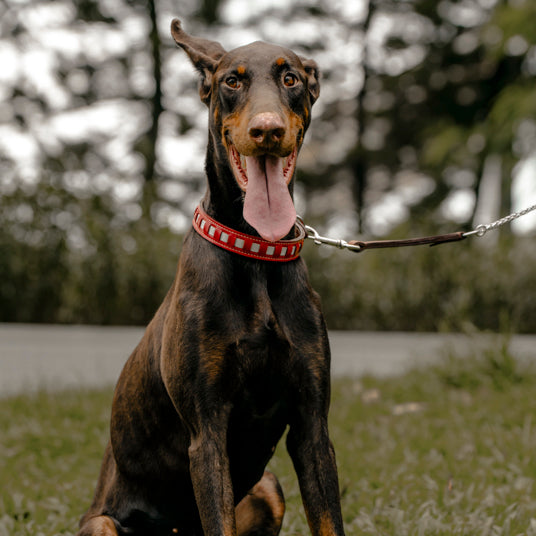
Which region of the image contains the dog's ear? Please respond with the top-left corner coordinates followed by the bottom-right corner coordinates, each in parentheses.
top-left (171, 18), bottom-right (226, 105)
top-left (301, 58), bottom-right (320, 105)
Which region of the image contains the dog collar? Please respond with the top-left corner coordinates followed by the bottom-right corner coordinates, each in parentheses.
top-left (192, 205), bottom-right (305, 262)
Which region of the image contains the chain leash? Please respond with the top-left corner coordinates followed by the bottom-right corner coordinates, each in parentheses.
top-left (463, 203), bottom-right (536, 238)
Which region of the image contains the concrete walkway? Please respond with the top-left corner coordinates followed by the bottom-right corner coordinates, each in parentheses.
top-left (1, 324), bottom-right (535, 398)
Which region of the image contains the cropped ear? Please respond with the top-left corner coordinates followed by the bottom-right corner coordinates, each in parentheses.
top-left (171, 18), bottom-right (227, 105)
top-left (301, 58), bottom-right (320, 105)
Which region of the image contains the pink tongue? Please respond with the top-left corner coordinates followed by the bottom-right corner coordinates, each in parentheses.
top-left (243, 155), bottom-right (296, 242)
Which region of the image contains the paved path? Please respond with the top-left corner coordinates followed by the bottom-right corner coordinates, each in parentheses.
top-left (1, 324), bottom-right (535, 398)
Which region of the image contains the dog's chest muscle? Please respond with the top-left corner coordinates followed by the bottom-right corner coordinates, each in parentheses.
top-left (227, 282), bottom-right (293, 412)
top-left (235, 292), bottom-right (289, 367)
top-left (176, 253), bottom-right (320, 411)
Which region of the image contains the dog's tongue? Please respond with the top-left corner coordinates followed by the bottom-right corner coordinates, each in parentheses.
top-left (243, 155), bottom-right (295, 242)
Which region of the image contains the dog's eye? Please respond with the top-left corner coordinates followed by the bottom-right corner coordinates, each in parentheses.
top-left (225, 76), bottom-right (240, 89)
top-left (283, 73), bottom-right (298, 87)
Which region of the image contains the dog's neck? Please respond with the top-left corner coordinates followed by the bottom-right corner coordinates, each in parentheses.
top-left (192, 205), bottom-right (305, 262)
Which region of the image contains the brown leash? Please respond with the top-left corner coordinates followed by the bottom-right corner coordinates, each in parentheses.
top-left (347, 232), bottom-right (467, 251)
top-left (300, 203), bottom-right (536, 254)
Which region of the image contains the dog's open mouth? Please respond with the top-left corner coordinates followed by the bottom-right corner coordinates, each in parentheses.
top-left (228, 145), bottom-right (298, 243)
top-left (229, 146), bottom-right (297, 191)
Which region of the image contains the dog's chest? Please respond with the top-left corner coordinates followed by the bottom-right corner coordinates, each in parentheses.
top-left (230, 310), bottom-right (292, 414)
top-left (234, 313), bottom-right (290, 372)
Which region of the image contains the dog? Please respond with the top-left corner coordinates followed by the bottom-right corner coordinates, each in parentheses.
top-left (77, 18), bottom-right (345, 536)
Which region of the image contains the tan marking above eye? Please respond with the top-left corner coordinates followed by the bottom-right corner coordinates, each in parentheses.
top-left (276, 57), bottom-right (286, 66)
top-left (237, 65), bottom-right (246, 75)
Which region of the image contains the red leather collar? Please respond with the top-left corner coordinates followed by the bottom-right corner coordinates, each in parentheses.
top-left (192, 206), bottom-right (305, 262)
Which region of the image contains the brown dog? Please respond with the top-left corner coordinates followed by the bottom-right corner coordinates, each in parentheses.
top-left (77, 19), bottom-right (345, 536)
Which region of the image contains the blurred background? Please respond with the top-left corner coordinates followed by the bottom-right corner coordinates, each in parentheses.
top-left (0, 0), bottom-right (534, 332)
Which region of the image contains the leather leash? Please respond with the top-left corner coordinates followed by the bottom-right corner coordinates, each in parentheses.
top-left (301, 202), bottom-right (536, 254)
top-left (348, 231), bottom-right (467, 251)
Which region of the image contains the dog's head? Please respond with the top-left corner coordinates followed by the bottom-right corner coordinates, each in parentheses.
top-left (171, 19), bottom-right (320, 242)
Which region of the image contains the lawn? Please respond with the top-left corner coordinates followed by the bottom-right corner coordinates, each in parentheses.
top-left (1, 340), bottom-right (536, 535)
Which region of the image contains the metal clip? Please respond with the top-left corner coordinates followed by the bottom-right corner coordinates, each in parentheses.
top-left (297, 217), bottom-right (362, 252)
top-left (463, 224), bottom-right (488, 238)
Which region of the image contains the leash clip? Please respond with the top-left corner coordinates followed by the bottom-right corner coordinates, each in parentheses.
top-left (297, 217), bottom-right (362, 252)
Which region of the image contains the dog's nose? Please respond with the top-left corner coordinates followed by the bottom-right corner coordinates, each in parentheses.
top-left (248, 113), bottom-right (286, 146)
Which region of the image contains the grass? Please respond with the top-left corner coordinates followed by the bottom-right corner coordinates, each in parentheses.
top-left (2, 340), bottom-right (536, 535)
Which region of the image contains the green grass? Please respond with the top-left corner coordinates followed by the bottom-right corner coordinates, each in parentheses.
top-left (2, 342), bottom-right (536, 535)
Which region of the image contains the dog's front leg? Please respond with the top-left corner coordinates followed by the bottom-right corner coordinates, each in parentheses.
top-left (188, 410), bottom-right (237, 536)
top-left (287, 410), bottom-right (345, 536)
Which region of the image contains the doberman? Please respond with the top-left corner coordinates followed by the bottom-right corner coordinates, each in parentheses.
top-left (77, 18), bottom-right (345, 536)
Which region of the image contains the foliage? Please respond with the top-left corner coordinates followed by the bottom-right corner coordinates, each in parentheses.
top-left (296, 0), bottom-right (536, 230)
top-left (3, 343), bottom-right (536, 535)
top-left (432, 337), bottom-right (523, 391)
top-left (304, 231), bottom-right (536, 333)
top-left (0, 0), bottom-right (534, 327)
top-left (0, 177), bottom-right (180, 324)
top-left (2, 186), bottom-right (536, 330)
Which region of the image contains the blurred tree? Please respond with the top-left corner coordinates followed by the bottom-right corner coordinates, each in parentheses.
top-left (199, 0), bottom-right (222, 24)
top-left (0, 0), bottom-right (231, 324)
top-left (302, 0), bottom-right (536, 236)
top-left (409, 0), bottom-right (536, 228)
top-left (0, 0), bottom-right (534, 328)
top-left (0, 0), bottom-right (187, 323)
